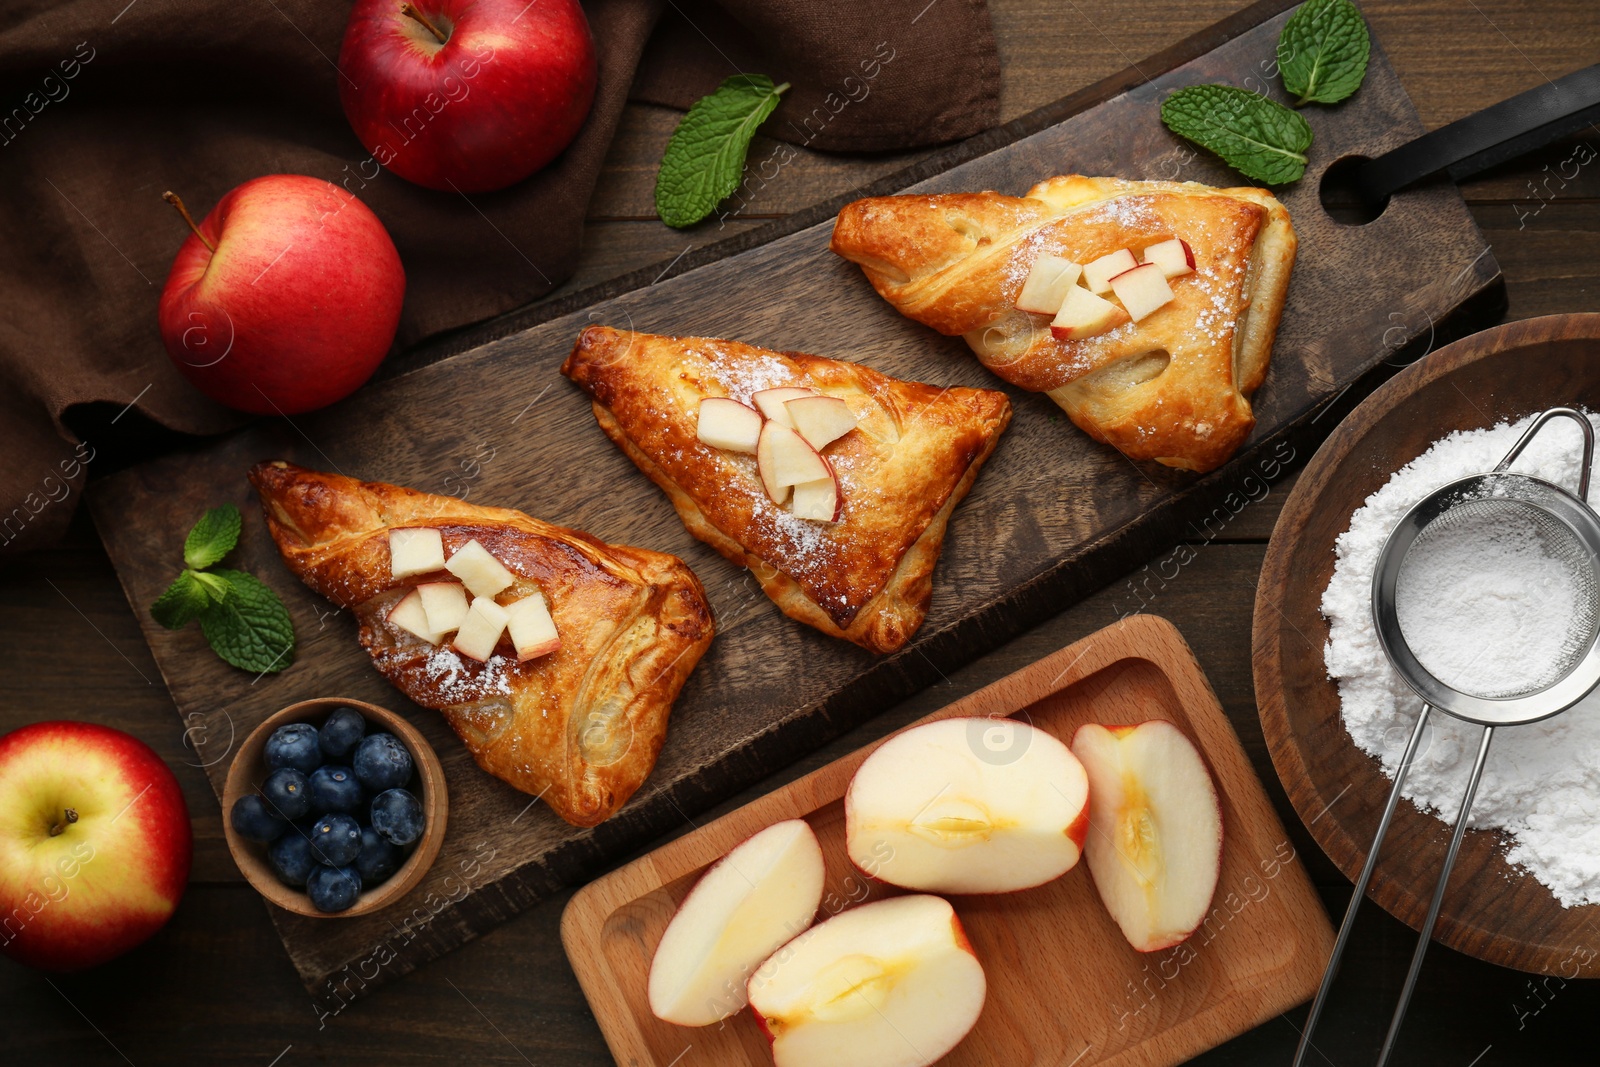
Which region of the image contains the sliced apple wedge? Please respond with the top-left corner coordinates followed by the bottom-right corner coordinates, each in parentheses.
top-left (1108, 262), bottom-right (1175, 322)
top-left (648, 819), bottom-right (827, 1027)
top-left (1071, 720), bottom-right (1222, 953)
top-left (453, 596), bottom-right (511, 661)
top-left (1050, 285), bottom-right (1131, 341)
top-left (386, 589), bottom-right (445, 644)
top-left (1015, 254), bottom-right (1083, 315)
top-left (416, 581), bottom-right (469, 635)
top-left (697, 397), bottom-right (764, 453)
top-left (389, 527), bottom-right (445, 579)
top-left (753, 387), bottom-right (819, 428)
top-left (446, 538), bottom-right (516, 599)
top-left (747, 894), bottom-right (985, 1067)
top-left (505, 592), bottom-right (560, 662)
top-left (1082, 248), bottom-right (1138, 293)
top-left (785, 395), bottom-right (858, 450)
top-left (844, 717), bottom-right (1088, 893)
top-left (1142, 237), bottom-right (1195, 279)
top-left (758, 421), bottom-right (830, 504)
top-left (790, 474), bottom-right (841, 523)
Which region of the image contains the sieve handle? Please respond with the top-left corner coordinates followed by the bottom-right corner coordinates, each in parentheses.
top-left (1495, 407), bottom-right (1595, 501)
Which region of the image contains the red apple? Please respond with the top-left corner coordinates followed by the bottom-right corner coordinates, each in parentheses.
top-left (158, 176), bottom-right (405, 415)
top-left (0, 721), bottom-right (192, 972)
top-left (337, 0), bottom-right (597, 193)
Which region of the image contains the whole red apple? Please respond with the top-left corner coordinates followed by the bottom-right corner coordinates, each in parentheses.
top-left (0, 721), bottom-right (192, 972)
top-left (337, 0), bottom-right (597, 193)
top-left (158, 175), bottom-right (406, 415)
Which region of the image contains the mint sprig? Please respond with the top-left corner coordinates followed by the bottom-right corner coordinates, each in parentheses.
top-left (655, 74), bottom-right (789, 229)
top-left (1161, 85), bottom-right (1315, 185)
top-left (150, 504), bottom-right (296, 674)
top-left (1279, 0), bottom-right (1371, 106)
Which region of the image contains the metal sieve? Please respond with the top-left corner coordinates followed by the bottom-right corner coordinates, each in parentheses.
top-left (1295, 407), bottom-right (1600, 1067)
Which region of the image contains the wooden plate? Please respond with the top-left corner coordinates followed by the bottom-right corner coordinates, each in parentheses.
top-left (563, 615), bottom-right (1332, 1066)
top-left (1254, 313), bottom-right (1600, 976)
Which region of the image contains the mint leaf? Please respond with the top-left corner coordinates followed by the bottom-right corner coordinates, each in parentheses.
top-left (1161, 85), bottom-right (1314, 185)
top-left (655, 75), bottom-right (788, 229)
top-left (151, 571), bottom-right (212, 630)
top-left (1279, 0), bottom-right (1370, 105)
top-left (197, 569), bottom-right (296, 674)
top-left (192, 570), bottom-right (231, 604)
top-left (183, 504), bottom-right (242, 570)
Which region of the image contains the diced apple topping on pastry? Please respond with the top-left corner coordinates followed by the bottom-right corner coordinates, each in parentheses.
top-left (753, 387), bottom-right (819, 428)
top-left (697, 386), bottom-right (858, 524)
top-left (1082, 248), bottom-right (1139, 293)
top-left (453, 596), bottom-right (511, 662)
top-left (387, 589), bottom-right (446, 643)
top-left (790, 476), bottom-right (840, 522)
top-left (446, 538), bottom-right (516, 598)
top-left (785, 395), bottom-right (858, 451)
top-left (1014, 254), bottom-right (1083, 315)
top-left (506, 591), bottom-right (561, 661)
top-left (1051, 286), bottom-right (1131, 341)
top-left (389, 527), bottom-right (445, 579)
top-left (1142, 238), bottom-right (1195, 279)
top-left (417, 581), bottom-right (470, 634)
top-left (1108, 262), bottom-right (1176, 323)
top-left (697, 397), bottom-right (764, 453)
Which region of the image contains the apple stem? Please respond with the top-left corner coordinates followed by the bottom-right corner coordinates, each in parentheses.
top-left (163, 192), bottom-right (215, 253)
top-left (48, 808), bottom-right (78, 837)
top-left (399, 3), bottom-right (447, 43)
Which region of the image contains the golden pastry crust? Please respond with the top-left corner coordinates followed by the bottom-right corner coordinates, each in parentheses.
top-left (830, 175), bottom-right (1297, 472)
top-left (561, 327), bottom-right (1011, 654)
top-left (248, 461), bottom-right (714, 828)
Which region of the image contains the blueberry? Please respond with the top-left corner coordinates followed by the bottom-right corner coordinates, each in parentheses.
top-left (307, 765), bottom-right (364, 815)
top-left (353, 733), bottom-right (413, 792)
top-left (267, 832), bottom-right (318, 887)
top-left (263, 722), bottom-right (322, 774)
top-left (354, 826), bottom-right (403, 885)
top-left (306, 864), bottom-right (363, 913)
top-left (308, 813), bottom-right (363, 866)
top-left (319, 707), bottom-right (367, 760)
top-left (260, 767), bottom-right (312, 821)
top-left (230, 794), bottom-right (286, 843)
top-left (370, 788), bottom-right (425, 847)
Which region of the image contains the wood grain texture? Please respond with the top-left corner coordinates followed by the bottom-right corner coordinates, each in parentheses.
top-left (1254, 313), bottom-right (1600, 977)
top-left (564, 615), bottom-right (1333, 1067)
top-left (84, 1), bottom-right (1501, 1003)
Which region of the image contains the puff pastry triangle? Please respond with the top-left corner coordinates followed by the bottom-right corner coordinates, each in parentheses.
top-left (562, 327), bottom-right (1011, 654)
top-left (249, 461), bottom-right (714, 827)
top-left (830, 175), bottom-right (1296, 472)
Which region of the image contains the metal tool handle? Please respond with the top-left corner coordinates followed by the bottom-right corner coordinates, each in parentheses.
top-left (1495, 406), bottom-right (1595, 502)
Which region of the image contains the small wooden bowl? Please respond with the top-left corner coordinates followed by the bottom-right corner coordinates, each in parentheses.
top-left (1255, 313), bottom-right (1600, 975)
top-left (222, 697), bottom-right (448, 919)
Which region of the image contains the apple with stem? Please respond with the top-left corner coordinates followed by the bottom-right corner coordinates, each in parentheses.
top-left (338, 0), bottom-right (597, 193)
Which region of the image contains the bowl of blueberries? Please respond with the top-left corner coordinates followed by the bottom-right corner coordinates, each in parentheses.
top-left (222, 697), bottom-right (447, 917)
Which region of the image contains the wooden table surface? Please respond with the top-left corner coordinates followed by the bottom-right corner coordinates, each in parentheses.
top-left (4, 2), bottom-right (1597, 1064)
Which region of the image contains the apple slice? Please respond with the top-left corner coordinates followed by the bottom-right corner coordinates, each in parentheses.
top-left (758, 422), bottom-right (830, 503)
top-left (446, 538), bottom-right (516, 599)
top-left (753, 387), bottom-right (819, 429)
top-left (389, 527), bottom-right (445, 580)
top-left (1142, 238), bottom-right (1195, 279)
top-left (452, 596), bottom-right (511, 661)
top-left (505, 592), bottom-right (561, 662)
top-left (1108, 262), bottom-right (1175, 322)
top-left (648, 819), bottom-right (827, 1027)
top-left (386, 589), bottom-right (445, 644)
top-left (1071, 720), bottom-right (1223, 953)
top-left (747, 894), bottom-right (986, 1067)
top-left (1050, 285), bottom-right (1131, 341)
top-left (844, 717), bottom-right (1088, 893)
top-left (785, 395), bottom-right (858, 451)
top-left (416, 581), bottom-right (469, 635)
top-left (790, 474), bottom-right (841, 523)
top-left (1014, 254), bottom-right (1083, 315)
top-left (697, 397), bottom-right (764, 453)
top-left (1082, 248), bottom-right (1139, 293)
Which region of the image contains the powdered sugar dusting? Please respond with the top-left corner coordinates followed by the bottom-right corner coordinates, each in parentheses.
top-left (424, 646), bottom-right (512, 703)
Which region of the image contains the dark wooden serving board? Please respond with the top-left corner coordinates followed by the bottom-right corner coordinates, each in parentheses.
top-left (90, 0), bottom-right (1500, 1005)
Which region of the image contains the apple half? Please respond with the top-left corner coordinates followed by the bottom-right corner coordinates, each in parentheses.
top-left (1050, 285), bottom-right (1131, 341)
top-left (1082, 248), bottom-right (1139, 293)
top-left (747, 894), bottom-right (986, 1067)
top-left (844, 717), bottom-right (1089, 893)
top-left (648, 819), bottom-right (826, 1027)
top-left (1015, 254), bottom-right (1083, 315)
top-left (753, 387), bottom-right (819, 428)
top-left (1071, 720), bottom-right (1223, 953)
top-left (697, 397), bottom-right (764, 453)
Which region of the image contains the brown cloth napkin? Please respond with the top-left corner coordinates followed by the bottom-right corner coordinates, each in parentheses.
top-left (0, 0), bottom-right (998, 553)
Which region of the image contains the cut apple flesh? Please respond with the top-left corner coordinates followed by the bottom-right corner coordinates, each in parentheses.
top-left (758, 422), bottom-right (830, 495)
top-left (747, 894), bottom-right (985, 1067)
top-left (505, 592), bottom-right (560, 661)
top-left (1082, 248), bottom-right (1139, 293)
top-left (387, 589), bottom-right (445, 644)
top-left (785, 394), bottom-right (858, 451)
top-left (1142, 237), bottom-right (1195, 279)
top-left (446, 538), bottom-right (516, 599)
top-left (1108, 262), bottom-right (1175, 322)
top-left (697, 397), bottom-right (764, 453)
top-left (648, 819), bottom-right (827, 1027)
top-left (389, 527), bottom-right (445, 579)
top-left (416, 581), bottom-right (469, 635)
top-left (1071, 720), bottom-right (1222, 953)
top-left (844, 717), bottom-right (1088, 893)
top-left (452, 596), bottom-right (510, 661)
top-left (753, 387), bottom-right (819, 428)
top-left (789, 475), bottom-right (840, 523)
top-left (1050, 284), bottom-right (1131, 340)
top-left (1015, 254), bottom-right (1083, 315)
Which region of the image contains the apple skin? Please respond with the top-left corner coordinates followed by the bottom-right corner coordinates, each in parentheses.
top-left (337, 0), bottom-right (597, 193)
top-left (158, 175), bottom-right (405, 415)
top-left (0, 721), bottom-right (192, 972)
